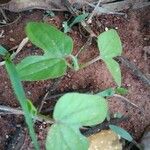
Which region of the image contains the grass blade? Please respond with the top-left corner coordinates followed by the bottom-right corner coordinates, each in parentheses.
top-left (5, 59), bottom-right (39, 150)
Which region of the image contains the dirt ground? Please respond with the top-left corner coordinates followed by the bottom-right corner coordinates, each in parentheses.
top-left (0, 6), bottom-right (150, 150)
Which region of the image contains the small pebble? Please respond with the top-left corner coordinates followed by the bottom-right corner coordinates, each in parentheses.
top-left (27, 43), bottom-right (32, 48)
top-left (27, 91), bottom-right (31, 95)
top-left (127, 84), bottom-right (131, 87)
top-left (105, 27), bottom-right (109, 31)
top-left (9, 30), bottom-right (13, 33)
top-left (9, 38), bottom-right (15, 42)
top-left (5, 135), bottom-right (9, 139)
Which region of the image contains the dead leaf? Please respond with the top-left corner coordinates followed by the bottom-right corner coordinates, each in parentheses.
top-left (0, 0), bottom-right (67, 12)
top-left (0, 0), bottom-right (149, 14)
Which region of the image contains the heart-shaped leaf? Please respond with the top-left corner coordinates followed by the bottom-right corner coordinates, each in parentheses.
top-left (103, 58), bottom-right (121, 87)
top-left (46, 123), bottom-right (88, 150)
top-left (109, 125), bottom-right (133, 142)
top-left (98, 29), bottom-right (122, 59)
top-left (16, 56), bottom-right (67, 81)
top-left (97, 29), bottom-right (122, 86)
top-left (53, 93), bottom-right (108, 126)
top-left (26, 22), bottom-right (73, 57)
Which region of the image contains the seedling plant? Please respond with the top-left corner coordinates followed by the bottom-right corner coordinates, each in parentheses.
top-left (0, 22), bottom-right (133, 150)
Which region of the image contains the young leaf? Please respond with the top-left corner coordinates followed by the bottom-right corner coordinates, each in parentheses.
top-left (26, 22), bottom-right (73, 57)
top-left (115, 87), bottom-right (128, 95)
top-left (69, 13), bottom-right (89, 27)
top-left (103, 58), bottom-right (121, 87)
top-left (46, 123), bottom-right (89, 150)
top-left (5, 59), bottom-right (39, 150)
top-left (0, 45), bottom-right (9, 56)
top-left (97, 29), bottom-right (122, 59)
top-left (16, 56), bottom-right (67, 81)
top-left (63, 21), bottom-right (70, 33)
top-left (96, 88), bottom-right (115, 97)
top-left (109, 125), bottom-right (133, 142)
top-left (53, 93), bottom-right (108, 126)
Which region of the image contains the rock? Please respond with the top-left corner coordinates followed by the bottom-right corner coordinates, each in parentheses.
top-left (88, 130), bottom-right (122, 150)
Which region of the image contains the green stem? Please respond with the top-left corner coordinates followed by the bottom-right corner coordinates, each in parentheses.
top-left (80, 56), bottom-right (101, 69)
top-left (69, 54), bottom-right (80, 71)
top-left (66, 61), bottom-right (74, 70)
top-left (36, 114), bottom-right (54, 124)
top-left (132, 140), bottom-right (143, 150)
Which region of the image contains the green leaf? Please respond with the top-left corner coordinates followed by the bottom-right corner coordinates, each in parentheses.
top-left (109, 125), bottom-right (133, 142)
top-left (27, 99), bottom-right (37, 116)
top-left (103, 59), bottom-right (121, 87)
top-left (63, 21), bottom-right (70, 33)
top-left (98, 29), bottom-right (122, 59)
top-left (0, 45), bottom-right (9, 56)
top-left (26, 22), bottom-right (73, 57)
top-left (97, 29), bottom-right (122, 86)
top-left (53, 93), bottom-right (108, 126)
top-left (5, 59), bottom-right (39, 150)
top-left (16, 56), bottom-right (67, 81)
top-left (46, 123), bottom-right (89, 150)
top-left (96, 88), bottom-right (115, 97)
top-left (70, 13), bottom-right (89, 27)
top-left (63, 13), bottom-right (88, 33)
top-left (115, 87), bottom-right (128, 95)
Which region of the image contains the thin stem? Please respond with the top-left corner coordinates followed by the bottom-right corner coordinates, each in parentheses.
top-left (66, 61), bottom-right (74, 70)
top-left (132, 140), bottom-right (143, 150)
top-left (0, 8), bottom-right (9, 22)
top-left (11, 37), bottom-right (28, 59)
top-left (0, 105), bottom-right (54, 124)
top-left (75, 36), bottom-right (92, 57)
top-left (117, 56), bottom-right (150, 86)
top-left (113, 94), bottom-right (144, 114)
top-left (87, 0), bottom-right (102, 24)
top-left (0, 30), bottom-right (4, 38)
top-left (0, 37), bottom-right (28, 66)
top-left (38, 77), bottom-right (64, 112)
top-left (45, 93), bottom-right (64, 101)
top-left (80, 55), bottom-right (101, 69)
top-left (0, 105), bottom-right (23, 114)
top-left (38, 92), bottom-right (49, 113)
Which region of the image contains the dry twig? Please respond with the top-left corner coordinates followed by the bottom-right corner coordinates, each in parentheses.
top-left (87, 0), bottom-right (102, 24)
top-left (11, 37), bottom-right (29, 59)
top-left (0, 105), bottom-right (54, 124)
top-left (0, 37), bottom-right (28, 66)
